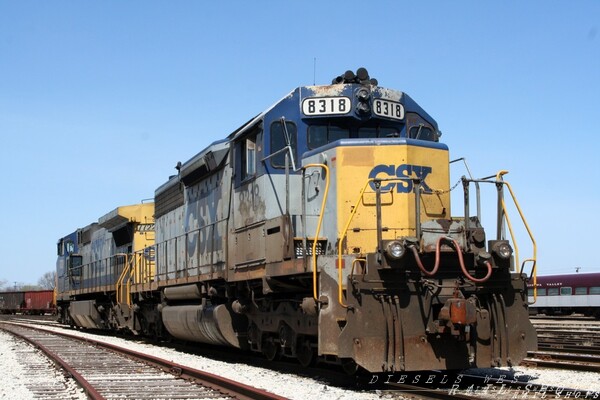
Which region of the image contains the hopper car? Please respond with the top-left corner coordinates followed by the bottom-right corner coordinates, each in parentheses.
top-left (0, 290), bottom-right (55, 314)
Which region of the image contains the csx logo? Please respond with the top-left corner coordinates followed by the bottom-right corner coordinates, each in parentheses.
top-left (368, 164), bottom-right (433, 193)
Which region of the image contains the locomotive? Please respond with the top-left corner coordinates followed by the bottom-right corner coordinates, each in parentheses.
top-left (56, 68), bottom-right (537, 373)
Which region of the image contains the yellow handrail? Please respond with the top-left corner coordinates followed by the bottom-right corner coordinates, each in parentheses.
top-left (337, 177), bottom-right (413, 308)
top-left (496, 171), bottom-right (538, 303)
top-left (303, 163), bottom-right (330, 301)
top-left (337, 178), bottom-right (376, 307)
top-left (115, 253), bottom-right (132, 306)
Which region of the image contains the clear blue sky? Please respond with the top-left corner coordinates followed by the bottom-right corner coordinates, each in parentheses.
top-left (1, 1), bottom-right (598, 287)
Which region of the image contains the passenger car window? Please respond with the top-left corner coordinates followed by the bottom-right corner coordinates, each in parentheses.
top-left (548, 288), bottom-right (559, 296)
top-left (560, 287), bottom-right (572, 295)
top-left (590, 287), bottom-right (600, 295)
top-left (575, 287), bottom-right (587, 295)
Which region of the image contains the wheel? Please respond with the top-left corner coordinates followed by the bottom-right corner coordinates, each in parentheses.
top-left (296, 339), bottom-right (315, 367)
top-left (341, 358), bottom-right (358, 375)
top-left (262, 336), bottom-right (280, 361)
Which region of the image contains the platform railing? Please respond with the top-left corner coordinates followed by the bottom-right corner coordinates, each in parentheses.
top-left (495, 171), bottom-right (537, 303)
top-left (462, 171), bottom-right (537, 302)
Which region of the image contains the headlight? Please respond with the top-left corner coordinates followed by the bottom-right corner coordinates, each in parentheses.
top-left (355, 88), bottom-right (371, 115)
top-left (386, 240), bottom-right (405, 259)
top-left (493, 242), bottom-right (513, 259)
top-left (356, 88), bottom-right (370, 102)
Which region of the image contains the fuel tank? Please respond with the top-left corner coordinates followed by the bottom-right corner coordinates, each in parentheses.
top-left (161, 304), bottom-right (246, 348)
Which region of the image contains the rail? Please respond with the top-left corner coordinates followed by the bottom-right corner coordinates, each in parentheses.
top-left (1, 322), bottom-right (285, 400)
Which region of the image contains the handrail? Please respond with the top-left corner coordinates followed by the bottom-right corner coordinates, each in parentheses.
top-left (115, 253), bottom-right (131, 306)
top-left (338, 178), bottom-right (375, 308)
top-left (495, 171), bottom-right (538, 303)
top-left (302, 163), bottom-right (330, 301)
top-left (337, 177), bottom-right (413, 308)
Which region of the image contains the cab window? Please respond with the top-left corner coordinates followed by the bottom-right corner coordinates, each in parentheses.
top-left (358, 126), bottom-right (399, 138)
top-left (408, 124), bottom-right (436, 141)
top-left (308, 125), bottom-right (350, 149)
top-left (405, 112), bottom-right (438, 142)
top-left (270, 120), bottom-right (297, 168)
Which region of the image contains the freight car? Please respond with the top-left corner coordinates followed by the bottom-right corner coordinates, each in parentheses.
top-left (56, 68), bottom-right (537, 373)
top-left (528, 272), bottom-right (600, 318)
top-left (0, 290), bottom-right (55, 314)
top-left (23, 290), bottom-right (55, 315)
top-left (0, 291), bottom-right (24, 314)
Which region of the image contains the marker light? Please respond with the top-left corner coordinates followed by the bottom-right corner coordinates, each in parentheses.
top-left (386, 240), bottom-right (405, 260)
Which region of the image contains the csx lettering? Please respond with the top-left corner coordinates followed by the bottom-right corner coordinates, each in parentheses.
top-left (368, 164), bottom-right (433, 193)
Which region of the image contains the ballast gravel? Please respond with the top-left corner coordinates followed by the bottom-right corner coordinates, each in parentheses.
top-left (0, 330), bottom-right (87, 400)
top-left (2, 321), bottom-right (600, 399)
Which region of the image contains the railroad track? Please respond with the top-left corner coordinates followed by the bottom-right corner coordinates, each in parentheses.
top-left (0, 322), bottom-right (284, 400)
top-left (524, 317), bottom-right (600, 373)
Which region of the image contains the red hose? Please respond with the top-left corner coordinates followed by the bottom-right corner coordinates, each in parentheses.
top-left (410, 237), bottom-right (493, 283)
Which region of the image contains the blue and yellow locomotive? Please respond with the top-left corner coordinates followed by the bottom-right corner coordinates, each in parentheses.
top-left (56, 68), bottom-right (537, 373)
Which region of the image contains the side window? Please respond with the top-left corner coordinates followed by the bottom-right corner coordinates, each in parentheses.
top-left (270, 121), bottom-right (297, 168)
top-left (590, 287), bottom-right (600, 295)
top-left (536, 288), bottom-right (547, 296)
top-left (548, 288), bottom-right (559, 296)
top-left (68, 255), bottom-right (83, 276)
top-left (575, 287), bottom-right (587, 295)
top-left (234, 125), bottom-right (263, 187)
top-left (237, 130), bottom-right (261, 182)
top-left (244, 137), bottom-right (256, 179)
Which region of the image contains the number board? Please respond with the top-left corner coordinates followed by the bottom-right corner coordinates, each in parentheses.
top-left (373, 99), bottom-right (405, 120)
top-left (302, 97), bottom-right (351, 116)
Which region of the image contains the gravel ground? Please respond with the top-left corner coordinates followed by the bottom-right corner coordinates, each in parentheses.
top-left (2, 321), bottom-right (600, 399)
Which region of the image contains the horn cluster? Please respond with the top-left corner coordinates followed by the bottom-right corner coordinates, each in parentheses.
top-left (332, 67), bottom-right (378, 86)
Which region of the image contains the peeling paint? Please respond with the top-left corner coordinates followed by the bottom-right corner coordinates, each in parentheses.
top-left (303, 84), bottom-right (349, 97)
top-left (374, 87), bottom-right (404, 102)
